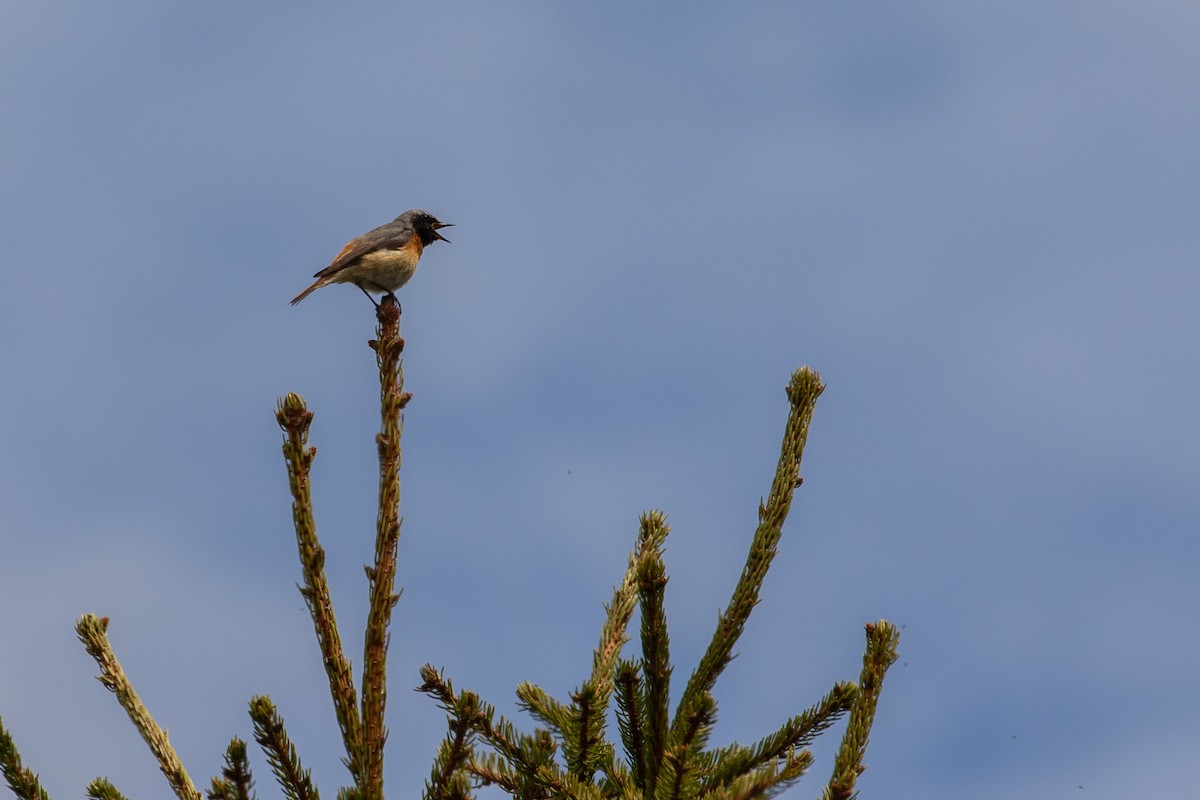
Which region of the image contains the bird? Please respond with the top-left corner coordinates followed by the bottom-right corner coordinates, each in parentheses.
top-left (290, 209), bottom-right (452, 306)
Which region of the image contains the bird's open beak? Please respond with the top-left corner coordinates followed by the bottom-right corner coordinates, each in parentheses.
top-left (432, 221), bottom-right (454, 243)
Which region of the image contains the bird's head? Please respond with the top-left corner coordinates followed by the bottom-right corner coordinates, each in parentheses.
top-left (402, 209), bottom-right (453, 245)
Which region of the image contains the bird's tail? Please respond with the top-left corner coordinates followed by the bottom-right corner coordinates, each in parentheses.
top-left (289, 279), bottom-right (324, 305)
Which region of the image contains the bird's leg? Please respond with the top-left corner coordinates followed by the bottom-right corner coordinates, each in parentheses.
top-left (357, 283), bottom-right (381, 308)
top-left (383, 291), bottom-right (402, 315)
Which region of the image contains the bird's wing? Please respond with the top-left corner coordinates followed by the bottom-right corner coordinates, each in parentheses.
top-left (311, 222), bottom-right (414, 279)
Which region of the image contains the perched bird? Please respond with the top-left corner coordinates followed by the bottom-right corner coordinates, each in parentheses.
top-left (290, 209), bottom-right (452, 306)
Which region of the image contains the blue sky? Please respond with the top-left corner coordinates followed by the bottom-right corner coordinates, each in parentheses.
top-left (2, 3), bottom-right (1198, 798)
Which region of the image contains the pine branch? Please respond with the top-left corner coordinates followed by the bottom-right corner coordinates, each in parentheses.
top-left (697, 682), bottom-right (855, 791)
top-left (637, 512), bottom-right (672, 797)
top-left (672, 368), bottom-right (824, 741)
top-left (361, 297), bottom-right (408, 800)
top-left (248, 696), bottom-right (319, 800)
top-left (74, 615), bottom-right (202, 800)
top-left (85, 780), bottom-right (129, 800)
top-left (820, 621), bottom-right (899, 800)
top-left (275, 393), bottom-right (364, 783)
top-left (207, 738), bottom-right (256, 800)
top-left (0, 719), bottom-right (51, 800)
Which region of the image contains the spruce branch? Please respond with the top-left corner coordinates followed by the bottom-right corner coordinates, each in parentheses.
top-left (505, 510), bottom-right (670, 786)
top-left (530, 765), bottom-right (604, 800)
top-left (567, 509), bottom-right (670, 784)
top-left (420, 666), bottom-right (563, 791)
top-left (472, 750), bottom-right (597, 800)
top-left (275, 392), bottom-right (364, 782)
top-left (0, 718), bottom-right (51, 800)
top-left (207, 738), bottom-right (255, 800)
top-left (514, 683), bottom-right (572, 736)
top-left (613, 661), bottom-right (646, 790)
top-left (415, 367), bottom-right (897, 800)
top-left (74, 615), bottom-right (202, 800)
top-left (657, 692), bottom-right (716, 800)
top-left (567, 687), bottom-right (599, 781)
top-left (492, 717), bottom-right (558, 778)
top-left (419, 665), bottom-right (482, 800)
top-left (416, 664), bottom-right (458, 710)
top-left (697, 682), bottom-right (855, 791)
top-left (820, 622), bottom-right (899, 800)
top-left (424, 708), bottom-right (475, 800)
top-left (463, 752), bottom-right (522, 796)
top-left (594, 743), bottom-right (630, 798)
top-left (698, 750), bottom-right (814, 800)
top-left (489, 725), bottom-right (562, 799)
top-left (637, 513), bottom-right (672, 797)
top-left (361, 295), bottom-right (407, 800)
top-left (468, 747), bottom-right (589, 800)
top-left (583, 513), bottom-right (652, 700)
top-left (248, 696), bottom-right (319, 800)
top-left (84, 779), bottom-right (129, 800)
top-left (672, 368), bottom-right (824, 741)
top-left (420, 668), bottom-right (527, 776)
